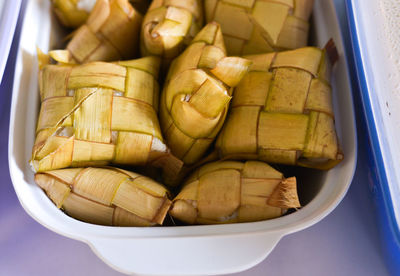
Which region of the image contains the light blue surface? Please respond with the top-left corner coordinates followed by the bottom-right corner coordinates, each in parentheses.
top-left (0, 0), bottom-right (390, 275)
top-left (0, 0), bottom-right (21, 84)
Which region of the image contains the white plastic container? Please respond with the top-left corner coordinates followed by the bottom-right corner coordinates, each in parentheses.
top-left (8, 1), bottom-right (357, 275)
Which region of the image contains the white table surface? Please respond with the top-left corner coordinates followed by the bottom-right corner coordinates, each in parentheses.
top-left (0, 1), bottom-right (391, 275)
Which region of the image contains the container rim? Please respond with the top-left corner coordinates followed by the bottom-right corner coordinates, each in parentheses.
top-left (7, 0), bottom-right (358, 274)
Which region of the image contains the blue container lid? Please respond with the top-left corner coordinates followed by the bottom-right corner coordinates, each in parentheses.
top-left (0, 0), bottom-right (22, 84)
top-left (346, 0), bottom-right (400, 273)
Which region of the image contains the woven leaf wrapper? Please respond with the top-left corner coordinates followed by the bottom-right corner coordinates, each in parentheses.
top-left (216, 46), bottom-right (343, 170)
top-left (35, 167), bottom-right (171, 226)
top-left (141, 0), bottom-right (204, 67)
top-left (51, 0), bottom-right (93, 28)
top-left (160, 22), bottom-right (251, 170)
top-left (32, 53), bottom-right (182, 181)
top-left (170, 160), bottom-right (300, 224)
top-left (205, 0), bottom-right (314, 56)
top-left (51, 0), bottom-right (150, 28)
top-left (54, 0), bottom-right (143, 64)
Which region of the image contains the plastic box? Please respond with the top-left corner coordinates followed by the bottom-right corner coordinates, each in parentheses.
top-left (8, 1), bottom-right (357, 275)
top-left (346, 0), bottom-right (400, 274)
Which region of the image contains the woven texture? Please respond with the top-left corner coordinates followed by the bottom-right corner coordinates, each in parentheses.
top-left (66, 0), bottom-right (142, 63)
top-left (205, 0), bottom-right (313, 55)
top-left (160, 23), bottom-right (251, 166)
top-left (35, 167), bottom-right (171, 226)
top-left (141, 0), bottom-right (204, 66)
top-left (52, 0), bottom-right (91, 28)
top-left (32, 56), bottom-right (177, 172)
top-left (216, 47), bottom-right (342, 170)
top-left (170, 160), bottom-right (300, 224)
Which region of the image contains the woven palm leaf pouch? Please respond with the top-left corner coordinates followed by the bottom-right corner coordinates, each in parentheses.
top-left (32, 53), bottom-right (182, 181)
top-left (216, 43), bottom-right (343, 170)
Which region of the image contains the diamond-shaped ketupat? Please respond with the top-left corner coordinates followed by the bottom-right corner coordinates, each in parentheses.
top-left (216, 46), bottom-right (343, 170)
top-left (205, 0), bottom-right (314, 55)
top-left (32, 52), bottom-right (182, 183)
top-left (55, 0), bottom-right (143, 64)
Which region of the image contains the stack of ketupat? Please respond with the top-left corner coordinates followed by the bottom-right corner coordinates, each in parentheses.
top-left (33, 0), bottom-right (340, 226)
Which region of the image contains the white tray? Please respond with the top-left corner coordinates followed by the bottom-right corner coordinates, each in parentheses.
top-left (8, 1), bottom-right (357, 275)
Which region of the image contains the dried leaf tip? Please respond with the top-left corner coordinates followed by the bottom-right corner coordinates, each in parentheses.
top-left (36, 47), bottom-right (50, 70)
top-left (268, 177), bottom-right (301, 209)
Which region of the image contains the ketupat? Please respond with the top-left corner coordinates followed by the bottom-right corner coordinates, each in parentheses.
top-left (204, 0), bottom-right (314, 55)
top-left (32, 53), bottom-right (182, 181)
top-left (51, 0), bottom-right (94, 28)
top-left (35, 167), bottom-right (171, 226)
top-left (216, 46), bottom-right (343, 170)
top-left (170, 160), bottom-right (300, 224)
top-left (141, 0), bottom-right (204, 67)
top-left (58, 0), bottom-right (143, 63)
top-left (159, 22), bottom-right (251, 169)
top-left (51, 0), bottom-right (150, 29)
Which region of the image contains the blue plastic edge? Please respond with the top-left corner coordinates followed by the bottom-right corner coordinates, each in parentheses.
top-left (345, 0), bottom-right (400, 274)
